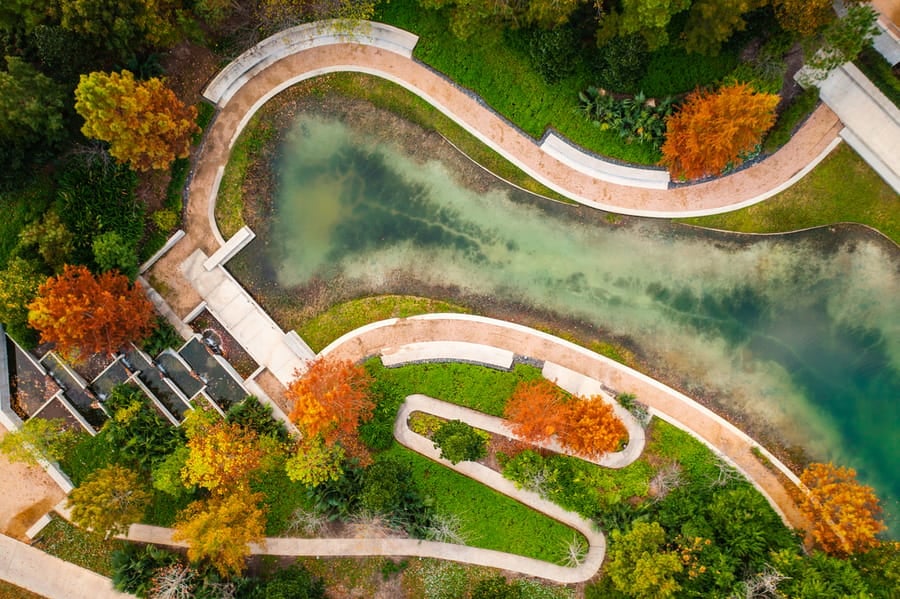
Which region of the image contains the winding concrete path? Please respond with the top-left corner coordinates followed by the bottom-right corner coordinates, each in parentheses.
top-left (319, 314), bottom-right (808, 533)
top-left (123, 393), bottom-right (611, 584)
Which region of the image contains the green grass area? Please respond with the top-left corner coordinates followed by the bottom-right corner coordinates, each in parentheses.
top-left (0, 580), bottom-right (44, 599)
top-left (367, 359), bottom-right (543, 417)
top-left (216, 112), bottom-right (273, 237)
top-left (640, 46), bottom-right (739, 97)
top-left (679, 143), bottom-right (900, 243)
top-left (297, 295), bottom-right (472, 352)
top-left (856, 47), bottom-right (900, 109)
top-left (251, 461), bottom-right (318, 536)
top-left (376, 2), bottom-right (660, 165)
top-left (33, 516), bottom-right (126, 576)
top-left (384, 444), bottom-right (583, 564)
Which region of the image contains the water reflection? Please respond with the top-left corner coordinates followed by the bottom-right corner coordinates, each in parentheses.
top-left (240, 115), bottom-right (900, 535)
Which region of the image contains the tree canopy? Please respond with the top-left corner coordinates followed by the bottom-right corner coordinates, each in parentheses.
top-left (799, 462), bottom-right (886, 556)
top-left (27, 265), bottom-right (156, 360)
top-left (75, 70), bottom-right (198, 172)
top-left (660, 82), bottom-right (778, 180)
top-left (68, 463), bottom-right (151, 538)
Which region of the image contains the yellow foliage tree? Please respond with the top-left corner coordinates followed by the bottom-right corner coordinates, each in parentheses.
top-left (800, 462), bottom-right (886, 556)
top-left (285, 434), bottom-right (345, 487)
top-left (75, 70), bottom-right (198, 171)
top-left (660, 83), bottom-right (778, 180)
top-left (173, 490), bottom-right (267, 577)
top-left (181, 420), bottom-right (263, 495)
top-left (68, 464), bottom-right (151, 539)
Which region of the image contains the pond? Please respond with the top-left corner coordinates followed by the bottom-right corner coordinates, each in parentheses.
top-left (231, 113), bottom-right (900, 536)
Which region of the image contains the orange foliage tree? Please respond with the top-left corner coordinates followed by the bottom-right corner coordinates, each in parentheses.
top-left (660, 83), bottom-right (778, 180)
top-left (75, 70), bottom-right (199, 171)
top-left (505, 380), bottom-right (627, 459)
top-left (504, 379), bottom-right (567, 444)
top-left (286, 357), bottom-right (374, 463)
top-left (558, 396), bottom-right (627, 459)
top-left (181, 420), bottom-right (264, 495)
top-left (799, 462), bottom-right (886, 556)
top-left (27, 264), bottom-right (155, 361)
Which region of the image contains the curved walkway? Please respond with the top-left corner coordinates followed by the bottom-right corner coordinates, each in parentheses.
top-left (124, 393), bottom-right (610, 584)
top-left (189, 19), bottom-right (842, 243)
top-left (319, 313), bottom-right (808, 533)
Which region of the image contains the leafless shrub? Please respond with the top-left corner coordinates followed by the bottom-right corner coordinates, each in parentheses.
top-left (425, 512), bottom-right (468, 545)
top-left (649, 462), bottom-right (683, 502)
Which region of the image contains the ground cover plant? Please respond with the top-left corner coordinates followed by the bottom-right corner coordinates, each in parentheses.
top-left (33, 516), bottom-right (126, 576)
top-left (679, 143), bottom-right (900, 244)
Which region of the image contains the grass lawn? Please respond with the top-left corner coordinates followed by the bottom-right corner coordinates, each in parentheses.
top-left (376, 1), bottom-right (660, 165)
top-left (383, 444), bottom-right (584, 564)
top-left (32, 516), bottom-right (125, 577)
top-left (297, 295), bottom-right (472, 353)
top-left (0, 581), bottom-right (43, 599)
top-left (680, 143), bottom-right (900, 244)
top-left (368, 359), bottom-right (544, 417)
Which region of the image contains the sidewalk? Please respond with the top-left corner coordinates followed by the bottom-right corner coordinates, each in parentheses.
top-left (320, 314), bottom-right (808, 532)
top-left (0, 534), bottom-right (133, 599)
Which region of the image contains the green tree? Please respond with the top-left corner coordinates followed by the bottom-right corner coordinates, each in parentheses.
top-left (0, 56), bottom-right (65, 142)
top-left (606, 521), bottom-right (683, 599)
top-left (68, 464), bottom-right (151, 538)
top-left (0, 0), bottom-right (56, 33)
top-left (151, 444), bottom-right (193, 497)
top-left (804, 5), bottom-right (880, 83)
top-left (0, 55), bottom-right (67, 180)
top-left (0, 257), bottom-right (45, 343)
top-left (0, 417), bottom-right (78, 465)
top-left (432, 420), bottom-right (487, 464)
top-left (682, 0), bottom-right (769, 56)
top-left (92, 231), bottom-right (139, 279)
top-left (359, 457), bottom-right (418, 516)
top-left (616, 0), bottom-right (690, 49)
top-left (58, 0), bottom-right (182, 54)
top-left (75, 70), bottom-right (199, 172)
top-left (103, 384), bottom-right (183, 468)
top-left (285, 435), bottom-right (345, 488)
top-left (18, 210), bottom-right (74, 273)
top-left (226, 395), bottom-right (288, 442)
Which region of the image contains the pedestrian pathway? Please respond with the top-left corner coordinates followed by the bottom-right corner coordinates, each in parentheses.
top-left (180, 248), bottom-right (313, 385)
top-left (0, 534), bottom-right (133, 599)
top-left (320, 313), bottom-right (807, 531)
top-left (123, 393), bottom-right (610, 583)
top-left (815, 62), bottom-right (900, 193)
top-left (190, 20), bottom-right (843, 225)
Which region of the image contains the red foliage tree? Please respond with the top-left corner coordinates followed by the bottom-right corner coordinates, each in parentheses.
top-left (504, 379), bottom-right (567, 444)
top-left (799, 462), bottom-right (886, 556)
top-left (660, 83), bottom-right (778, 180)
top-left (27, 264), bottom-right (155, 361)
top-left (505, 380), bottom-right (627, 459)
top-left (286, 357), bottom-right (374, 463)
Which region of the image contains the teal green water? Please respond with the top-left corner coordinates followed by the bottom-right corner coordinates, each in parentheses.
top-left (254, 116), bottom-right (900, 536)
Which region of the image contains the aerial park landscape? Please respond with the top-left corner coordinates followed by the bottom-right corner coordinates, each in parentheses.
top-left (0, 1), bottom-right (898, 598)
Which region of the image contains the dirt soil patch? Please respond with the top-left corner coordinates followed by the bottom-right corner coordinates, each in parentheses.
top-left (0, 425), bottom-right (66, 541)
